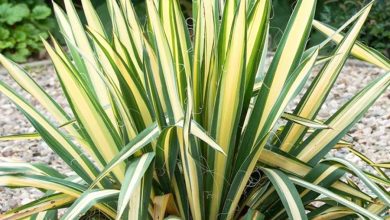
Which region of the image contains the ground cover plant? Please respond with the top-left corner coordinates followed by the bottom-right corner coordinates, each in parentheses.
top-left (0, 0), bottom-right (390, 219)
top-left (0, 0), bottom-right (53, 62)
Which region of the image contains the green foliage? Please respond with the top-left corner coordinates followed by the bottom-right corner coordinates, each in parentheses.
top-left (319, 0), bottom-right (390, 57)
top-left (270, 0), bottom-right (390, 57)
top-left (0, 0), bottom-right (54, 62)
top-left (0, 0), bottom-right (389, 219)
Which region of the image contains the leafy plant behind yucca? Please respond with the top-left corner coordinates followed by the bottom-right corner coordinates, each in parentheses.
top-left (0, 0), bottom-right (390, 219)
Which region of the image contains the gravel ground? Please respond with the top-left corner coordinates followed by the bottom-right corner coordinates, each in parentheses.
top-left (292, 60), bottom-right (390, 165)
top-left (0, 59), bottom-right (389, 212)
top-left (0, 64), bottom-right (71, 212)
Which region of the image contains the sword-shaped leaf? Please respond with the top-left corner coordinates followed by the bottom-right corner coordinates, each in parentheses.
top-left (279, 2), bottom-right (373, 152)
top-left (258, 149), bottom-right (374, 202)
top-left (295, 70), bottom-right (390, 164)
top-left (44, 40), bottom-right (125, 181)
top-left (313, 20), bottom-right (390, 71)
top-left (0, 118), bottom-right (76, 141)
top-left (290, 176), bottom-right (382, 220)
top-left (0, 81), bottom-right (98, 183)
top-left (146, 0), bottom-right (183, 123)
top-left (116, 153), bottom-right (155, 220)
top-left (58, 1), bottom-right (113, 119)
top-left (61, 189), bottom-right (118, 220)
top-left (262, 168), bottom-right (307, 220)
top-left (88, 28), bottom-right (154, 130)
top-left (0, 193), bottom-right (73, 220)
top-left (207, 1), bottom-right (246, 217)
top-left (237, 47), bottom-right (319, 171)
top-left (0, 162), bottom-right (64, 178)
top-left (324, 157), bottom-right (390, 206)
top-left (89, 123), bottom-right (160, 188)
top-left (0, 54), bottom-right (81, 139)
top-left (239, 0), bottom-right (317, 166)
top-left (281, 112), bottom-right (331, 129)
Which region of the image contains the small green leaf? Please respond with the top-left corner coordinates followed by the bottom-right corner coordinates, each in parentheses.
top-left (13, 31), bottom-right (27, 42)
top-left (0, 40), bottom-right (13, 49)
top-left (0, 3), bottom-right (12, 22)
top-left (5, 48), bottom-right (30, 62)
top-left (31, 5), bottom-right (51, 20)
top-left (5, 4), bottom-right (30, 25)
top-left (0, 27), bottom-right (10, 40)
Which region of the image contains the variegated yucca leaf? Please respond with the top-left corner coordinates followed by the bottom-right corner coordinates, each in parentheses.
top-left (0, 0), bottom-right (389, 219)
top-left (60, 189), bottom-right (119, 220)
top-left (0, 192), bottom-right (71, 220)
top-left (278, 2), bottom-right (373, 152)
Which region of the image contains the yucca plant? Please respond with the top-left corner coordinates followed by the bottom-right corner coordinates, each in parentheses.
top-left (0, 0), bottom-right (390, 219)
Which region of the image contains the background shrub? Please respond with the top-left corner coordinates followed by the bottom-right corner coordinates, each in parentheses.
top-left (270, 0), bottom-right (390, 57)
top-left (0, 0), bottom-right (54, 62)
top-left (319, 0), bottom-right (390, 57)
